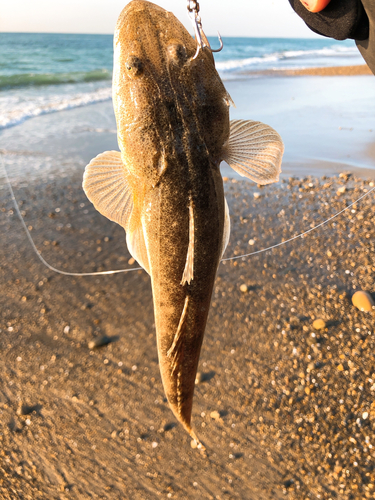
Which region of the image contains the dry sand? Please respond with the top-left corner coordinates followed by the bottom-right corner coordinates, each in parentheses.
top-left (1, 170), bottom-right (375, 499)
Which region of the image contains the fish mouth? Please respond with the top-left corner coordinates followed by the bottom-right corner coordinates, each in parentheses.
top-left (122, 0), bottom-right (167, 16)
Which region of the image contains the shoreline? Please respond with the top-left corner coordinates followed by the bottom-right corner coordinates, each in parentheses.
top-left (1, 171), bottom-right (375, 499)
top-left (241, 64), bottom-right (372, 77)
top-left (1, 69), bottom-right (375, 189)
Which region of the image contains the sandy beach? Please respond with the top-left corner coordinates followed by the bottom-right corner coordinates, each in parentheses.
top-left (245, 64), bottom-right (373, 77)
top-left (1, 64), bottom-right (375, 500)
top-left (1, 170), bottom-right (375, 499)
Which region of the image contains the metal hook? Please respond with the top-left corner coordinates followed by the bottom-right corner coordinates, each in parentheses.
top-left (187, 0), bottom-right (224, 60)
top-left (210, 32), bottom-right (224, 53)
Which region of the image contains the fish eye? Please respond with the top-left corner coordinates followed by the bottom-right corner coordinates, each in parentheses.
top-left (167, 43), bottom-right (187, 65)
top-left (125, 56), bottom-right (143, 77)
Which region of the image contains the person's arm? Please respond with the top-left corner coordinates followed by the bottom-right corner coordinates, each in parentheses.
top-left (288, 0), bottom-right (374, 74)
top-left (356, 0), bottom-right (375, 74)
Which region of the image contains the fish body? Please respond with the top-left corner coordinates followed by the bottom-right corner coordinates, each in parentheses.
top-left (83, 0), bottom-right (284, 445)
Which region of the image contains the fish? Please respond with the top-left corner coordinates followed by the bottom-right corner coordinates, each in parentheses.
top-left (82, 0), bottom-right (284, 447)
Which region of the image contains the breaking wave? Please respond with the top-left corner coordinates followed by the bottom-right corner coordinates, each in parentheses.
top-left (0, 86), bottom-right (112, 130)
top-left (216, 45), bottom-right (360, 73)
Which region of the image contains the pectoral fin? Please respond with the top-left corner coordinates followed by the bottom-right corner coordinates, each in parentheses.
top-left (83, 150), bottom-right (133, 230)
top-left (222, 120), bottom-right (284, 185)
top-left (83, 150), bottom-right (150, 274)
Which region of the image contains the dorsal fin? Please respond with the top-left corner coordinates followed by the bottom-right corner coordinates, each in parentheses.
top-left (167, 296), bottom-right (189, 377)
top-left (181, 198), bottom-right (195, 286)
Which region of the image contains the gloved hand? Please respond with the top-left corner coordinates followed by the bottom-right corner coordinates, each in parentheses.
top-left (299, 0), bottom-right (332, 13)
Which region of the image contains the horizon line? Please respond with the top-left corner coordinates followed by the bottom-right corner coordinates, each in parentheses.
top-left (0, 31), bottom-right (322, 40)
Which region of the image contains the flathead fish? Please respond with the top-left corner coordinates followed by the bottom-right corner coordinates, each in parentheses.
top-left (83, 0), bottom-right (284, 446)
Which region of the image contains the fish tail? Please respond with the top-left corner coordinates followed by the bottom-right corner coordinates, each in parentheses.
top-left (183, 422), bottom-right (206, 454)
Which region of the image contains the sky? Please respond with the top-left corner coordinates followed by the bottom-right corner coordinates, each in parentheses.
top-left (0, 0), bottom-right (320, 38)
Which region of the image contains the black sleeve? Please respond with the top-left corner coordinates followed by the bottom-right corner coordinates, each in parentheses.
top-left (288, 0), bottom-right (369, 40)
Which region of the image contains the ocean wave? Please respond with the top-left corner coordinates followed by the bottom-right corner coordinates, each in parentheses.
top-left (216, 55), bottom-right (279, 72)
top-left (0, 86), bottom-right (112, 130)
top-left (216, 45), bottom-right (359, 73)
top-left (0, 69), bottom-right (112, 89)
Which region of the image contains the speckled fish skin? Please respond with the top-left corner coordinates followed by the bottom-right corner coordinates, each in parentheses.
top-left (114, 1), bottom-right (230, 438)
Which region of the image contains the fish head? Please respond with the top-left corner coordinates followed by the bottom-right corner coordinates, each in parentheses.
top-left (113, 0), bottom-right (231, 185)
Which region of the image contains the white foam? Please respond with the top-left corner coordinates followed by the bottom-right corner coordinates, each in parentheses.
top-left (0, 86), bottom-right (112, 130)
top-left (216, 44), bottom-right (360, 73)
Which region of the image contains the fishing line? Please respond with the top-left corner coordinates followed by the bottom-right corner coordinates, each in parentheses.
top-left (1, 156), bottom-right (142, 277)
top-left (222, 184), bottom-right (375, 262)
top-left (2, 154), bottom-right (374, 276)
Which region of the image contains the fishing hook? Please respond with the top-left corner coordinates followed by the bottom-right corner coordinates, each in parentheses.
top-left (187, 0), bottom-right (224, 59)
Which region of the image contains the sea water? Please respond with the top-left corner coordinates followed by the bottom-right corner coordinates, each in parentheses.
top-left (0, 33), bottom-right (362, 131)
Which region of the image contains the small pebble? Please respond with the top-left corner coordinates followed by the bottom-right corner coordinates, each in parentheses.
top-left (339, 172), bottom-right (351, 180)
top-left (312, 319), bottom-right (326, 330)
top-left (239, 284), bottom-right (248, 293)
top-left (87, 335), bottom-right (112, 350)
top-left (17, 404), bottom-right (29, 416)
top-left (336, 186), bottom-right (346, 195)
top-left (210, 410), bottom-right (220, 420)
top-left (128, 257), bottom-right (135, 265)
top-left (195, 372), bottom-right (203, 385)
top-left (190, 439), bottom-right (198, 449)
top-left (352, 290), bottom-right (374, 312)
top-left (248, 239), bottom-right (255, 246)
top-left (253, 192), bottom-right (261, 199)
top-left (63, 325), bottom-right (70, 334)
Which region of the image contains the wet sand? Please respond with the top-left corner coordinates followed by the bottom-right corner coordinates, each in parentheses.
top-left (1, 170), bottom-right (375, 499)
top-left (244, 64), bottom-right (373, 77)
top-left (1, 71), bottom-right (375, 187)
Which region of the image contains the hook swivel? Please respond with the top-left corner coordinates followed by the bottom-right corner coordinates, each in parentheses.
top-left (187, 0), bottom-right (224, 60)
